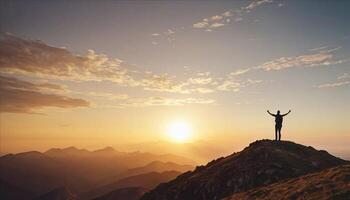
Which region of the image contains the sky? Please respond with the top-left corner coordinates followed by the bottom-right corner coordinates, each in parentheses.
top-left (0, 0), bottom-right (349, 157)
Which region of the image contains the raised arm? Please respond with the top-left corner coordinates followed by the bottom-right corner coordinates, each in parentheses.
top-left (267, 110), bottom-right (276, 117)
top-left (282, 110), bottom-right (291, 116)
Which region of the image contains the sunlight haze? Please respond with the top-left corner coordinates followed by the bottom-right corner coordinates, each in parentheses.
top-left (0, 0), bottom-right (349, 162)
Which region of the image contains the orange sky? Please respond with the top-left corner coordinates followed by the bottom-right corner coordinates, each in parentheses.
top-left (0, 1), bottom-right (349, 159)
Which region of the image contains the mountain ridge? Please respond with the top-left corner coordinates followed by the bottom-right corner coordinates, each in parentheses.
top-left (141, 139), bottom-right (348, 200)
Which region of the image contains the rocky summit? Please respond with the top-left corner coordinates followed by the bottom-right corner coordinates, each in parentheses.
top-left (141, 140), bottom-right (348, 200)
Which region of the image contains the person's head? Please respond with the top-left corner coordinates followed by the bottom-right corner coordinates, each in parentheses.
top-left (277, 110), bottom-right (280, 114)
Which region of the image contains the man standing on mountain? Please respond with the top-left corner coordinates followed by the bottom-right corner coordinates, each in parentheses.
top-left (267, 110), bottom-right (291, 141)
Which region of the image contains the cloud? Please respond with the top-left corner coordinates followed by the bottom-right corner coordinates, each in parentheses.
top-left (243, 0), bottom-right (274, 11)
top-left (116, 97), bottom-right (215, 107)
top-left (192, 0), bottom-right (276, 32)
top-left (210, 23), bottom-right (225, 28)
top-left (338, 73), bottom-right (350, 80)
top-left (222, 11), bottom-right (234, 17)
top-left (258, 52), bottom-right (336, 71)
top-left (0, 75), bottom-right (89, 113)
top-left (211, 15), bottom-right (223, 21)
top-left (188, 72), bottom-right (213, 85)
top-left (230, 68), bottom-right (251, 76)
top-left (0, 34), bottom-right (263, 96)
top-left (216, 80), bottom-right (241, 92)
top-left (317, 81), bottom-right (350, 88)
top-left (232, 48), bottom-right (347, 76)
top-left (193, 21), bottom-right (209, 29)
top-left (215, 77), bottom-right (262, 92)
top-left (0, 33), bottom-right (135, 84)
top-left (140, 73), bottom-right (190, 94)
top-left (79, 91), bottom-right (129, 100)
top-left (193, 11), bottom-right (232, 30)
top-left (0, 34), bottom-right (188, 94)
top-left (309, 46), bottom-right (329, 51)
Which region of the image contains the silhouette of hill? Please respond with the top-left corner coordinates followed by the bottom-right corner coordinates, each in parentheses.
top-left (141, 140), bottom-right (348, 200)
top-left (80, 171), bottom-right (181, 200)
top-left (225, 164), bottom-right (350, 200)
top-left (93, 187), bottom-right (146, 200)
top-left (32, 186), bottom-right (76, 200)
top-left (125, 161), bottom-right (193, 176)
top-left (45, 146), bottom-right (91, 157)
top-left (0, 147), bottom-right (194, 199)
top-left (0, 179), bottom-right (35, 200)
top-left (0, 151), bottom-right (87, 195)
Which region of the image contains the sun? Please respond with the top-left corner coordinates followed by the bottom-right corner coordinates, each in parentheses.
top-left (166, 120), bottom-right (192, 143)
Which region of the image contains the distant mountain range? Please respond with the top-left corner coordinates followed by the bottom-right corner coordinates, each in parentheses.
top-left (121, 140), bottom-right (231, 163)
top-left (0, 146), bottom-right (194, 200)
top-left (80, 171), bottom-right (181, 200)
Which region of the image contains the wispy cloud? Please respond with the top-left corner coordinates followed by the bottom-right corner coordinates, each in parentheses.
top-left (258, 52), bottom-right (335, 71)
top-left (317, 81), bottom-right (350, 88)
top-left (231, 47), bottom-right (348, 75)
top-left (192, 10), bottom-right (238, 31)
top-left (0, 33), bottom-right (264, 107)
top-left (192, 0), bottom-right (277, 31)
top-left (0, 75), bottom-right (89, 114)
top-left (115, 97), bottom-right (215, 108)
top-left (0, 33), bottom-right (133, 84)
top-left (337, 73), bottom-right (350, 80)
top-left (243, 0), bottom-right (274, 12)
top-left (230, 68), bottom-right (252, 76)
top-left (77, 91), bottom-right (129, 100)
top-left (149, 0), bottom-right (279, 44)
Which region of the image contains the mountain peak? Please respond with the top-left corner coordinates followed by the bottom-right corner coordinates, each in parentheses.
top-left (141, 139), bottom-right (348, 200)
top-left (45, 146), bottom-right (90, 156)
top-left (93, 146), bottom-right (116, 153)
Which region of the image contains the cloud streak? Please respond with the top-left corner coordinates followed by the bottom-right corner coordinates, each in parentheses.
top-left (116, 97), bottom-right (215, 108)
top-left (192, 0), bottom-right (276, 31)
top-left (317, 81), bottom-right (350, 88)
top-left (0, 33), bottom-right (264, 102)
top-left (0, 33), bottom-right (133, 84)
top-left (231, 48), bottom-right (348, 76)
top-left (0, 75), bottom-right (89, 114)
top-left (243, 0), bottom-right (274, 12)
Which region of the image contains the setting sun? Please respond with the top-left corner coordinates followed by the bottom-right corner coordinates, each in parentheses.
top-left (166, 121), bottom-right (192, 142)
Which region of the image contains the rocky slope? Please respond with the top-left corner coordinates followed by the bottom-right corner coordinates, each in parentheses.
top-left (141, 140), bottom-right (348, 200)
top-left (225, 164), bottom-right (350, 200)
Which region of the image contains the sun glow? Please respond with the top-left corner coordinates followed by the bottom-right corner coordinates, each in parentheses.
top-left (166, 120), bottom-right (192, 142)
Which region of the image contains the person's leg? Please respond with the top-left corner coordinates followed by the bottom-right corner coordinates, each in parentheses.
top-left (275, 125), bottom-right (278, 141)
top-left (278, 127), bottom-right (282, 141)
top-left (278, 126), bottom-right (282, 141)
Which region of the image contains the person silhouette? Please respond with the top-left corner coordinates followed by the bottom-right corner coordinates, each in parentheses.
top-left (267, 109), bottom-right (291, 141)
